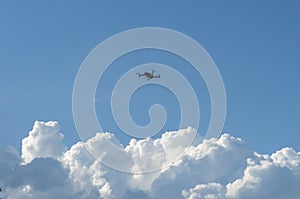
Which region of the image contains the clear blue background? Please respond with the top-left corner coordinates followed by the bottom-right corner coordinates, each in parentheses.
top-left (0, 1), bottom-right (299, 153)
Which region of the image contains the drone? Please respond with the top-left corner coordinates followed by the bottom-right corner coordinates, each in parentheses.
top-left (137, 70), bottom-right (160, 81)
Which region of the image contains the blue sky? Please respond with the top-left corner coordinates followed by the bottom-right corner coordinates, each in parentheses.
top-left (0, 0), bottom-right (300, 154)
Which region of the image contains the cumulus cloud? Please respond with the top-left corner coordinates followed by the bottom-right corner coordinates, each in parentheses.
top-left (21, 121), bottom-right (66, 163)
top-left (0, 121), bottom-right (299, 199)
top-left (182, 183), bottom-right (225, 199)
top-left (183, 148), bottom-right (300, 199)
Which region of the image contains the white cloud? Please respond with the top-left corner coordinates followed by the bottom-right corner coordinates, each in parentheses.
top-left (224, 148), bottom-right (300, 199)
top-left (182, 183), bottom-right (225, 199)
top-left (0, 121), bottom-right (299, 199)
top-left (21, 121), bottom-right (66, 163)
top-left (182, 148), bottom-right (300, 199)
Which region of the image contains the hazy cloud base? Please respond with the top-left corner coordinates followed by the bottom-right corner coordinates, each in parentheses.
top-left (0, 121), bottom-right (299, 199)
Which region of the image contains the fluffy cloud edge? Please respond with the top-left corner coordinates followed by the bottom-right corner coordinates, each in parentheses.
top-left (0, 121), bottom-right (299, 199)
